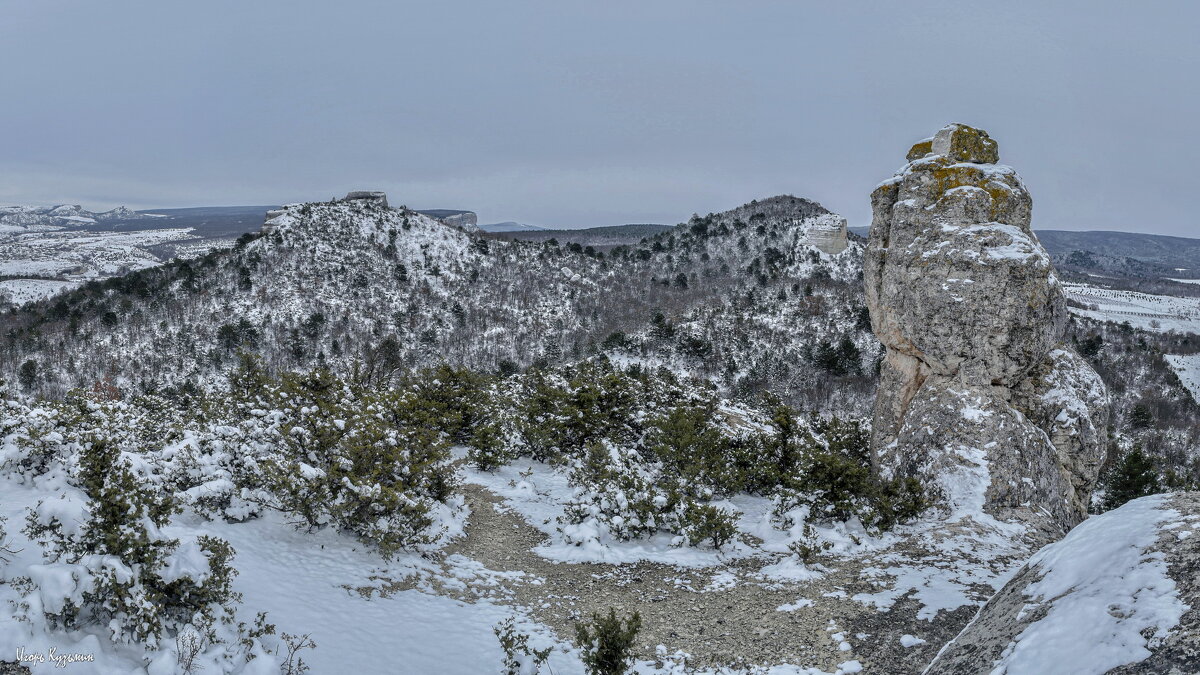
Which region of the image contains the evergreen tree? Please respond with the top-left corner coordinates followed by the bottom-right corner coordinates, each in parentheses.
top-left (1129, 403), bottom-right (1154, 430)
top-left (1103, 445), bottom-right (1160, 511)
top-left (575, 609), bottom-right (641, 675)
top-left (17, 359), bottom-right (38, 390)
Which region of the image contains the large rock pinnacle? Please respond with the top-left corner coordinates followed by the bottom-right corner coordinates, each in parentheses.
top-left (866, 124), bottom-right (1109, 533)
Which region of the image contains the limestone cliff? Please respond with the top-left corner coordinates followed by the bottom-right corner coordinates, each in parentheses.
top-left (799, 213), bottom-right (849, 254)
top-left (866, 124), bottom-right (1109, 533)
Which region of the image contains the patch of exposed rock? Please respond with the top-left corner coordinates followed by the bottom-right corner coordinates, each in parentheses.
top-left (927, 492), bottom-right (1200, 674)
top-left (865, 124), bottom-right (1109, 535)
top-left (800, 213), bottom-right (849, 254)
top-left (342, 190), bottom-right (389, 208)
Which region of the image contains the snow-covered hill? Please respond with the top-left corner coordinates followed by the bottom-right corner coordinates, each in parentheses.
top-left (0, 193), bottom-right (873, 414)
top-left (0, 203), bottom-right (159, 231)
top-left (0, 187), bottom-right (1198, 675)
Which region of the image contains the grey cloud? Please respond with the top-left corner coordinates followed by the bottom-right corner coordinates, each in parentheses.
top-left (1, 1), bottom-right (1196, 235)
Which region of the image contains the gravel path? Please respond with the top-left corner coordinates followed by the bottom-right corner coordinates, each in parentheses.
top-left (404, 483), bottom-right (973, 673)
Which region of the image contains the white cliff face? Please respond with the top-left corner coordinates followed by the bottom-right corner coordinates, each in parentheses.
top-left (866, 124), bottom-right (1109, 533)
top-left (798, 213), bottom-right (849, 254)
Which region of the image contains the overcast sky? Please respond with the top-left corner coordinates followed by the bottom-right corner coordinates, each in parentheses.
top-left (1, 1), bottom-right (1197, 235)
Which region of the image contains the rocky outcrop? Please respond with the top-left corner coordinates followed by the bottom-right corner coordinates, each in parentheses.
top-left (926, 492), bottom-right (1200, 674)
top-left (441, 211), bottom-right (478, 233)
top-left (342, 190), bottom-right (389, 208)
top-left (866, 124), bottom-right (1108, 533)
top-left (799, 213), bottom-right (849, 254)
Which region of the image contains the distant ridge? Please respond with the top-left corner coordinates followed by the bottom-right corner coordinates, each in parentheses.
top-left (480, 221), bottom-right (547, 233)
top-left (488, 223), bottom-right (673, 248)
top-left (850, 226), bottom-right (1200, 276)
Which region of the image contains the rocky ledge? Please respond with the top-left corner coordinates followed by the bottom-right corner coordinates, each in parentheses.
top-left (928, 492), bottom-right (1200, 674)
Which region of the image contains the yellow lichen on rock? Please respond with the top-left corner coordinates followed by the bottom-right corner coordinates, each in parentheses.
top-left (931, 123), bottom-right (999, 164)
top-left (906, 139), bottom-right (934, 161)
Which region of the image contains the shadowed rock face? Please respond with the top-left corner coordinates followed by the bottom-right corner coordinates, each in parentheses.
top-left (866, 124), bottom-right (1109, 533)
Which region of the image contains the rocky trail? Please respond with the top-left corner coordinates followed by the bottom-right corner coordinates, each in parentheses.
top-left (362, 482), bottom-right (974, 673)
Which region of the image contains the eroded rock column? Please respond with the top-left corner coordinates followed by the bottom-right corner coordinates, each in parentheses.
top-left (866, 124), bottom-right (1109, 532)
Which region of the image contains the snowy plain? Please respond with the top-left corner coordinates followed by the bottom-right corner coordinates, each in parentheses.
top-left (1064, 282), bottom-right (1200, 334)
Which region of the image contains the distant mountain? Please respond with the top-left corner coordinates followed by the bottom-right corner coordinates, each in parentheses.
top-left (415, 209), bottom-right (473, 219)
top-left (1036, 230), bottom-right (1200, 273)
top-left (489, 223), bottom-right (674, 249)
top-left (849, 226), bottom-right (1200, 280)
top-left (415, 209), bottom-right (479, 232)
top-left (480, 221), bottom-right (547, 232)
top-left (0, 204), bottom-right (159, 230)
top-left (111, 205), bottom-right (279, 237)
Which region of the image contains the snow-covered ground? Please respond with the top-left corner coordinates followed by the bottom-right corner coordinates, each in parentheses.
top-left (1064, 282), bottom-right (1200, 334)
top-left (0, 279), bottom-right (78, 304)
top-left (1166, 354), bottom-right (1200, 404)
top-left (0, 472), bottom-right (862, 675)
top-left (462, 450), bottom-right (1029, 627)
top-left (0, 226), bottom-right (235, 306)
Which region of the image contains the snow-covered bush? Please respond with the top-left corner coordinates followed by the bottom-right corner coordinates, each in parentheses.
top-left (0, 514), bottom-right (16, 564)
top-left (464, 360), bottom-right (925, 549)
top-left (0, 399), bottom-right (73, 478)
top-left (563, 441), bottom-right (738, 549)
top-left (494, 617), bottom-right (551, 675)
top-left (20, 439), bottom-right (273, 667)
top-left (162, 426), bottom-right (267, 523)
top-left (772, 416), bottom-right (927, 535)
top-left (575, 608), bottom-right (642, 675)
top-left (224, 364), bottom-right (463, 557)
top-left (504, 361), bottom-right (691, 465)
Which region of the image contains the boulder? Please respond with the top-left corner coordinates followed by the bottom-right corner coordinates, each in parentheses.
top-left (866, 124), bottom-right (1108, 532)
top-left (931, 123), bottom-right (999, 164)
top-left (1012, 348), bottom-right (1111, 516)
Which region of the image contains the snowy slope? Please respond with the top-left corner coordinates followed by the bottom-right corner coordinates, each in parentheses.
top-left (929, 493), bottom-right (1197, 675)
top-left (1166, 353), bottom-right (1200, 404)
